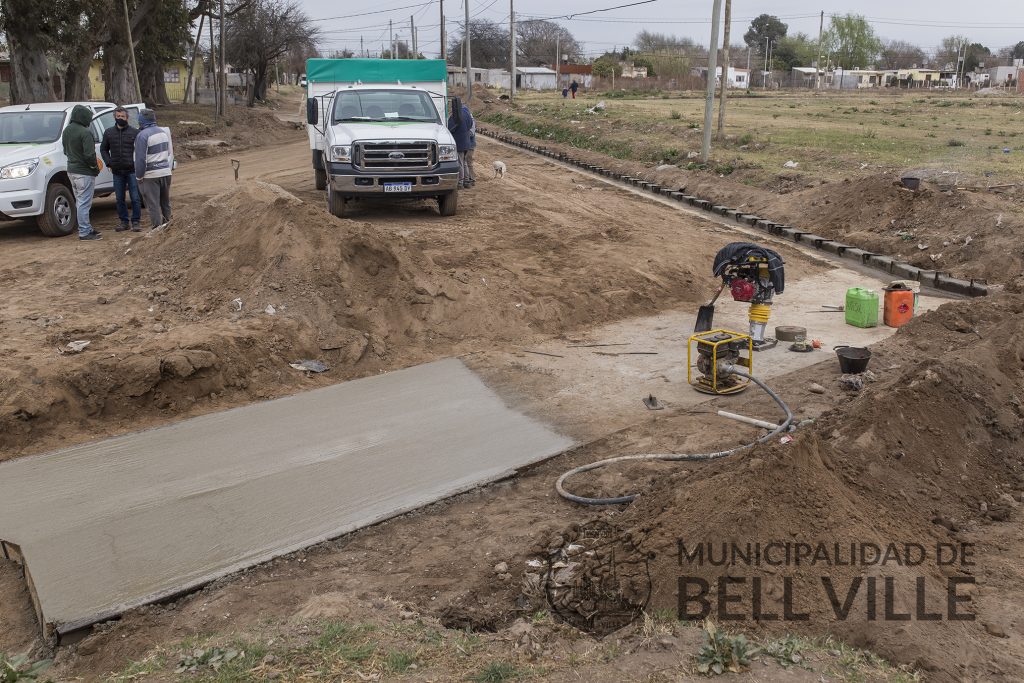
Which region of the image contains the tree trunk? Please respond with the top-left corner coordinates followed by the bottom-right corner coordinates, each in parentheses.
top-left (64, 49), bottom-right (95, 102)
top-left (103, 40), bottom-right (138, 103)
top-left (138, 53), bottom-right (169, 106)
top-left (250, 63), bottom-right (269, 106)
top-left (3, 0), bottom-right (57, 103)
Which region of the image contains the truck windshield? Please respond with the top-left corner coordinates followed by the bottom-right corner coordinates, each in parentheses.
top-left (0, 111), bottom-right (66, 144)
top-left (333, 90), bottom-right (440, 124)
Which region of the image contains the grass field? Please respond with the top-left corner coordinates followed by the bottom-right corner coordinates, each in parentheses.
top-left (479, 89), bottom-right (1024, 186)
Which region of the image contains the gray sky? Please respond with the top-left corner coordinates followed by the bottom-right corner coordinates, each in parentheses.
top-left (305, 0), bottom-right (1024, 60)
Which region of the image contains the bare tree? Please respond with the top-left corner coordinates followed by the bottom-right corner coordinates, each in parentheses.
top-left (879, 39), bottom-right (927, 69)
top-left (226, 0), bottom-right (318, 106)
top-left (635, 30), bottom-right (697, 54)
top-left (516, 20), bottom-right (579, 66)
top-left (448, 19), bottom-right (509, 68)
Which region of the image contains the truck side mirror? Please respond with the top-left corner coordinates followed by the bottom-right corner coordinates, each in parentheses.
top-left (306, 98), bottom-right (318, 125)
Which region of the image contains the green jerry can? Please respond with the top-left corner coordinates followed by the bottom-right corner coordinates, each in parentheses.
top-left (845, 288), bottom-right (879, 328)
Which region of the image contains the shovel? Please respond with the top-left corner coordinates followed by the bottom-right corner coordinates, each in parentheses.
top-left (694, 283), bottom-right (726, 333)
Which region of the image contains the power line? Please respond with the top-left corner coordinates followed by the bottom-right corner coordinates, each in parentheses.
top-left (312, 1), bottom-right (436, 23)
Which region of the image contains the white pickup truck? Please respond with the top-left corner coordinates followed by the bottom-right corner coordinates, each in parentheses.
top-left (305, 58), bottom-right (460, 217)
top-left (0, 101), bottom-right (145, 236)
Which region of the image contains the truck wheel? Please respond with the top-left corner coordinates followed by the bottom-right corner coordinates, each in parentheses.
top-left (36, 182), bottom-right (77, 237)
top-left (327, 186), bottom-right (347, 217)
top-left (315, 167), bottom-right (327, 191)
top-left (438, 190), bottom-right (458, 217)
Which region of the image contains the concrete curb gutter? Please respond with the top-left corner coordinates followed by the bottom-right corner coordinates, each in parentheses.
top-left (478, 127), bottom-right (989, 298)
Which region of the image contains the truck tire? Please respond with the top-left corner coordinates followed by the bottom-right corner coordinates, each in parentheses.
top-left (327, 186), bottom-right (347, 217)
top-left (315, 167), bottom-right (327, 191)
top-left (438, 190), bottom-right (458, 217)
top-left (36, 182), bottom-right (77, 237)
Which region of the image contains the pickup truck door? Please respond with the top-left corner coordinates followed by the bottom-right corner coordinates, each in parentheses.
top-left (91, 104), bottom-right (144, 192)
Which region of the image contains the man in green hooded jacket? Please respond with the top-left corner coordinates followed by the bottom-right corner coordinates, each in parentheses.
top-left (61, 105), bottom-right (102, 240)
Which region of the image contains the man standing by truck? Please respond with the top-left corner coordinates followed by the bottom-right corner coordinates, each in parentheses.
top-left (447, 96), bottom-right (474, 190)
top-left (134, 109), bottom-right (174, 230)
top-left (61, 104), bottom-right (102, 241)
top-left (100, 107), bottom-right (142, 232)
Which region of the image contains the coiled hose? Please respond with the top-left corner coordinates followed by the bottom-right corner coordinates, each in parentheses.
top-left (555, 366), bottom-right (793, 505)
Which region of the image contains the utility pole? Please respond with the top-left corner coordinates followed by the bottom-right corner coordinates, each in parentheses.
top-left (411, 16), bottom-right (416, 57)
top-left (716, 0), bottom-right (732, 139)
top-left (389, 20), bottom-right (394, 59)
top-left (209, 12), bottom-right (218, 119)
top-left (763, 37), bottom-right (770, 88)
top-left (122, 0), bottom-right (142, 102)
top-left (440, 0), bottom-right (446, 61)
top-left (701, 0), bottom-right (722, 163)
top-left (509, 0), bottom-right (516, 98)
top-left (555, 34), bottom-right (560, 90)
top-left (361, 35), bottom-right (364, 58)
top-left (465, 0), bottom-right (472, 99)
top-left (815, 10), bottom-right (824, 89)
top-left (219, 0), bottom-right (226, 115)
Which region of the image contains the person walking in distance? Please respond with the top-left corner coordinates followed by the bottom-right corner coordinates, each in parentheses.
top-left (134, 109), bottom-right (173, 230)
top-left (62, 104), bottom-right (102, 240)
top-left (446, 96), bottom-right (474, 190)
top-left (100, 107), bottom-right (142, 232)
top-left (570, 79), bottom-right (579, 99)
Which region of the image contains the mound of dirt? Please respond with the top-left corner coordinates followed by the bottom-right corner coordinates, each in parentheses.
top-left (0, 175), bottom-right (734, 458)
top-left (544, 294), bottom-right (1024, 680)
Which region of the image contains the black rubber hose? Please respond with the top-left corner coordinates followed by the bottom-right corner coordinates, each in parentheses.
top-left (555, 367), bottom-right (793, 505)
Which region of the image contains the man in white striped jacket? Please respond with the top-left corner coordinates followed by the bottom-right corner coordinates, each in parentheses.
top-left (134, 109), bottom-right (173, 230)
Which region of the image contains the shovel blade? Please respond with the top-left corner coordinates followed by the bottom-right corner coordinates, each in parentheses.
top-left (694, 304), bottom-right (715, 333)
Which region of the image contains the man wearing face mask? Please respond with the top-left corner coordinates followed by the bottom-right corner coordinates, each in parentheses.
top-left (100, 106), bottom-right (142, 231)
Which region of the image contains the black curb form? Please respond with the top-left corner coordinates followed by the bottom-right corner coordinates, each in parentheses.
top-left (477, 127), bottom-right (988, 297)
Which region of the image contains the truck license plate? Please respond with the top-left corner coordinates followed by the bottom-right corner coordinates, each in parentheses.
top-left (383, 183), bottom-right (413, 193)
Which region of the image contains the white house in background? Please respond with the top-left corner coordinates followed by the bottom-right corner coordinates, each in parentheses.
top-left (989, 60), bottom-right (1023, 86)
top-left (830, 68), bottom-right (884, 89)
top-left (468, 67), bottom-right (512, 89)
top-left (693, 65), bottom-right (751, 88)
top-left (516, 66), bottom-right (557, 90)
top-left (619, 63), bottom-right (648, 78)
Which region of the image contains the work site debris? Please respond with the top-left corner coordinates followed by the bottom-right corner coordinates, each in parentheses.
top-left (65, 340), bottom-right (91, 354)
top-left (289, 360), bottom-right (328, 373)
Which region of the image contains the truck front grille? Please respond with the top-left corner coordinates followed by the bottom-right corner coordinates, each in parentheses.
top-left (354, 141), bottom-right (436, 171)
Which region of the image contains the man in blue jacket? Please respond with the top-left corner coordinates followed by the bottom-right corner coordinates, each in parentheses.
top-left (446, 97), bottom-right (474, 190)
top-left (134, 109), bottom-right (173, 230)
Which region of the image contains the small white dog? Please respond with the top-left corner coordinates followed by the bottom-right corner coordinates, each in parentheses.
top-left (492, 160), bottom-right (507, 178)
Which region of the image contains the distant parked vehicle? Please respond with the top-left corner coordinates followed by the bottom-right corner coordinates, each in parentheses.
top-left (0, 101), bottom-right (145, 236)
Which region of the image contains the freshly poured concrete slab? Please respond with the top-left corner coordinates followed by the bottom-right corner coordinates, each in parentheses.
top-left (0, 358), bottom-right (574, 635)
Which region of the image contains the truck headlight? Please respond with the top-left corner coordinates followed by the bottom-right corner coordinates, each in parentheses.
top-left (438, 144), bottom-right (457, 162)
top-left (0, 158), bottom-right (39, 179)
top-left (331, 145), bottom-right (352, 162)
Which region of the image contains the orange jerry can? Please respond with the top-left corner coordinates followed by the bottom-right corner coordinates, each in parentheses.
top-left (883, 284), bottom-right (915, 328)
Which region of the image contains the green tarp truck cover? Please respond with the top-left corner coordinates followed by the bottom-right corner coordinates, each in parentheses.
top-left (306, 58), bottom-right (448, 84)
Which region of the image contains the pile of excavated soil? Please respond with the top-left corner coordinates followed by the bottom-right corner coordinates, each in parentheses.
top-left (0, 172), bottom-right (748, 458)
top-left (481, 124), bottom-right (1024, 286)
top-left (546, 294), bottom-right (1024, 680)
top-left (167, 104), bottom-right (301, 160)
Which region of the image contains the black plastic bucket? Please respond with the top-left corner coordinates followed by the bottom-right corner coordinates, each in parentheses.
top-left (834, 345), bottom-right (871, 374)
